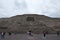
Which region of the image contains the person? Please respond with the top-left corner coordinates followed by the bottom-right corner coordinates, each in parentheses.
top-left (1, 32), bottom-right (5, 39)
top-left (28, 30), bottom-right (33, 36)
top-left (8, 32), bottom-right (12, 35)
top-left (57, 32), bottom-right (59, 36)
top-left (43, 31), bottom-right (46, 37)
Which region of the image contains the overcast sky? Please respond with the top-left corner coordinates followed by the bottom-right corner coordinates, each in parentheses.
top-left (0, 0), bottom-right (60, 18)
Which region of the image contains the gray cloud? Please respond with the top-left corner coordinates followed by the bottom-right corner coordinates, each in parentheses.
top-left (0, 0), bottom-right (60, 18)
top-left (26, 0), bottom-right (60, 18)
top-left (0, 0), bottom-right (28, 18)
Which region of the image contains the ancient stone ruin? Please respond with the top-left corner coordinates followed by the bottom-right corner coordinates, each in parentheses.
top-left (0, 14), bottom-right (60, 34)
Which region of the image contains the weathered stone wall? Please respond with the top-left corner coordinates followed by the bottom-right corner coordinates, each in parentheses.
top-left (0, 14), bottom-right (60, 34)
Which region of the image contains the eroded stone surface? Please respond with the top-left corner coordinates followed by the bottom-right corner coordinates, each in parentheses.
top-left (0, 14), bottom-right (60, 33)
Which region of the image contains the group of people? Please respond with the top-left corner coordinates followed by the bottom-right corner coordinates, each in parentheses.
top-left (0, 31), bottom-right (59, 39)
top-left (27, 30), bottom-right (48, 37)
top-left (27, 30), bottom-right (60, 37)
top-left (0, 32), bottom-right (12, 39)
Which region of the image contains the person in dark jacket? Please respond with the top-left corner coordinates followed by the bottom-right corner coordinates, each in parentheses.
top-left (57, 32), bottom-right (60, 36)
top-left (28, 30), bottom-right (33, 36)
top-left (8, 32), bottom-right (12, 35)
top-left (1, 32), bottom-right (5, 39)
top-left (43, 31), bottom-right (46, 37)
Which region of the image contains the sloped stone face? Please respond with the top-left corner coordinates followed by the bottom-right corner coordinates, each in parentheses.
top-left (0, 14), bottom-right (60, 33)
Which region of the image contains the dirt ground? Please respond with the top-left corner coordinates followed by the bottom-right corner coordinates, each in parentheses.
top-left (0, 33), bottom-right (60, 40)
